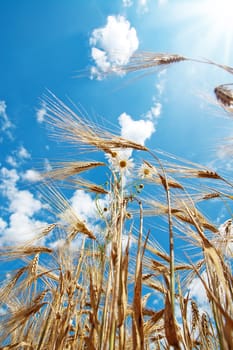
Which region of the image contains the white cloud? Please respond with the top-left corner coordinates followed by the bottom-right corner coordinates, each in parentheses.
top-left (208, 143), bottom-right (233, 172)
top-left (0, 218), bottom-right (7, 232)
top-left (117, 70), bottom-right (164, 152)
top-left (22, 169), bottom-right (41, 182)
top-left (138, 0), bottom-right (149, 12)
top-left (69, 189), bottom-right (108, 236)
top-left (116, 94), bottom-right (162, 162)
top-left (36, 104), bottom-right (47, 123)
top-left (146, 101), bottom-right (162, 120)
top-left (4, 213), bottom-right (46, 244)
top-left (5, 146), bottom-right (31, 169)
top-left (0, 167), bottom-right (45, 245)
top-left (123, 0), bottom-right (133, 7)
top-left (188, 274), bottom-right (209, 308)
top-left (91, 48), bottom-right (110, 75)
top-left (186, 272), bottom-right (211, 319)
top-left (90, 15), bottom-right (139, 79)
top-left (0, 100), bottom-right (14, 141)
top-left (48, 238), bottom-right (66, 249)
top-left (70, 190), bottom-right (98, 222)
top-left (119, 112), bottom-right (155, 145)
top-left (44, 158), bottom-right (52, 171)
top-left (18, 146), bottom-right (31, 159)
top-left (106, 233), bottom-right (134, 257)
top-left (49, 236), bottom-right (85, 253)
top-left (0, 167), bottom-right (19, 197)
top-left (9, 190), bottom-right (42, 217)
top-left (6, 155), bottom-right (18, 167)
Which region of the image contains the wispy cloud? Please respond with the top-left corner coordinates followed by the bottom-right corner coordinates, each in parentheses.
top-left (5, 146), bottom-right (31, 168)
top-left (18, 145), bottom-right (31, 159)
top-left (36, 103), bottom-right (47, 123)
top-left (90, 15), bottom-right (139, 79)
top-left (122, 0), bottom-right (133, 7)
top-left (138, 0), bottom-right (149, 12)
top-left (144, 72), bottom-right (165, 125)
top-left (6, 155), bottom-right (18, 167)
top-left (145, 101), bottom-right (162, 120)
top-left (0, 100), bottom-right (14, 141)
top-left (208, 142), bottom-right (233, 172)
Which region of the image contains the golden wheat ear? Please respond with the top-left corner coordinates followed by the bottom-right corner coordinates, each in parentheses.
top-left (43, 161), bottom-right (106, 180)
top-left (67, 177), bottom-right (109, 194)
top-left (214, 84), bottom-right (233, 115)
top-left (39, 185), bottom-right (96, 241)
top-left (205, 59), bottom-right (233, 75)
top-left (42, 91), bottom-right (148, 154)
top-left (112, 51), bottom-right (187, 74)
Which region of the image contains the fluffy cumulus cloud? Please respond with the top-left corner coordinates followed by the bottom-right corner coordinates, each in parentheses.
top-left (114, 112), bottom-right (157, 165)
top-left (0, 100), bottom-right (14, 141)
top-left (22, 169), bottom-right (41, 182)
top-left (119, 112), bottom-right (155, 146)
top-left (116, 92), bottom-right (163, 162)
top-left (73, 189), bottom-right (109, 221)
top-left (70, 190), bottom-right (98, 222)
top-left (90, 15), bottom-right (139, 79)
top-left (9, 190), bottom-right (42, 217)
top-left (0, 167), bottom-right (46, 245)
top-left (4, 213), bottom-right (45, 245)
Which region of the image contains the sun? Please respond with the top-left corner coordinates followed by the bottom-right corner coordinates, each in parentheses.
top-left (168, 0), bottom-right (233, 63)
top-left (197, 0), bottom-right (233, 61)
top-left (202, 0), bottom-right (233, 32)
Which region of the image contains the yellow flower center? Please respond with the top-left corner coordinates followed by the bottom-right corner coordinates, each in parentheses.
top-left (143, 168), bottom-right (150, 176)
top-left (119, 160), bottom-right (127, 168)
top-left (125, 212), bottom-right (132, 219)
top-left (111, 152), bottom-right (117, 158)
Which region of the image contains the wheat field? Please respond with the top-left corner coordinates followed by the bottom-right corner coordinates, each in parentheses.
top-left (0, 53), bottom-right (233, 350)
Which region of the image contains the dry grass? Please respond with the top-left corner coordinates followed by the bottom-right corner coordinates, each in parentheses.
top-left (1, 53), bottom-right (233, 349)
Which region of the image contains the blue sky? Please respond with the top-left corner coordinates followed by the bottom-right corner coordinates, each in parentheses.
top-left (1, 0), bottom-right (233, 298)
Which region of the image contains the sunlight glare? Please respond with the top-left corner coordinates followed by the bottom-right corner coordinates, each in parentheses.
top-left (203, 0), bottom-right (233, 32)
top-left (171, 0), bottom-right (233, 61)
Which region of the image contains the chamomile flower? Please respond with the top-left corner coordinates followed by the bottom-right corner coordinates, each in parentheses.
top-left (113, 156), bottom-right (134, 176)
top-left (138, 162), bottom-right (154, 179)
top-left (106, 150), bottom-right (134, 176)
